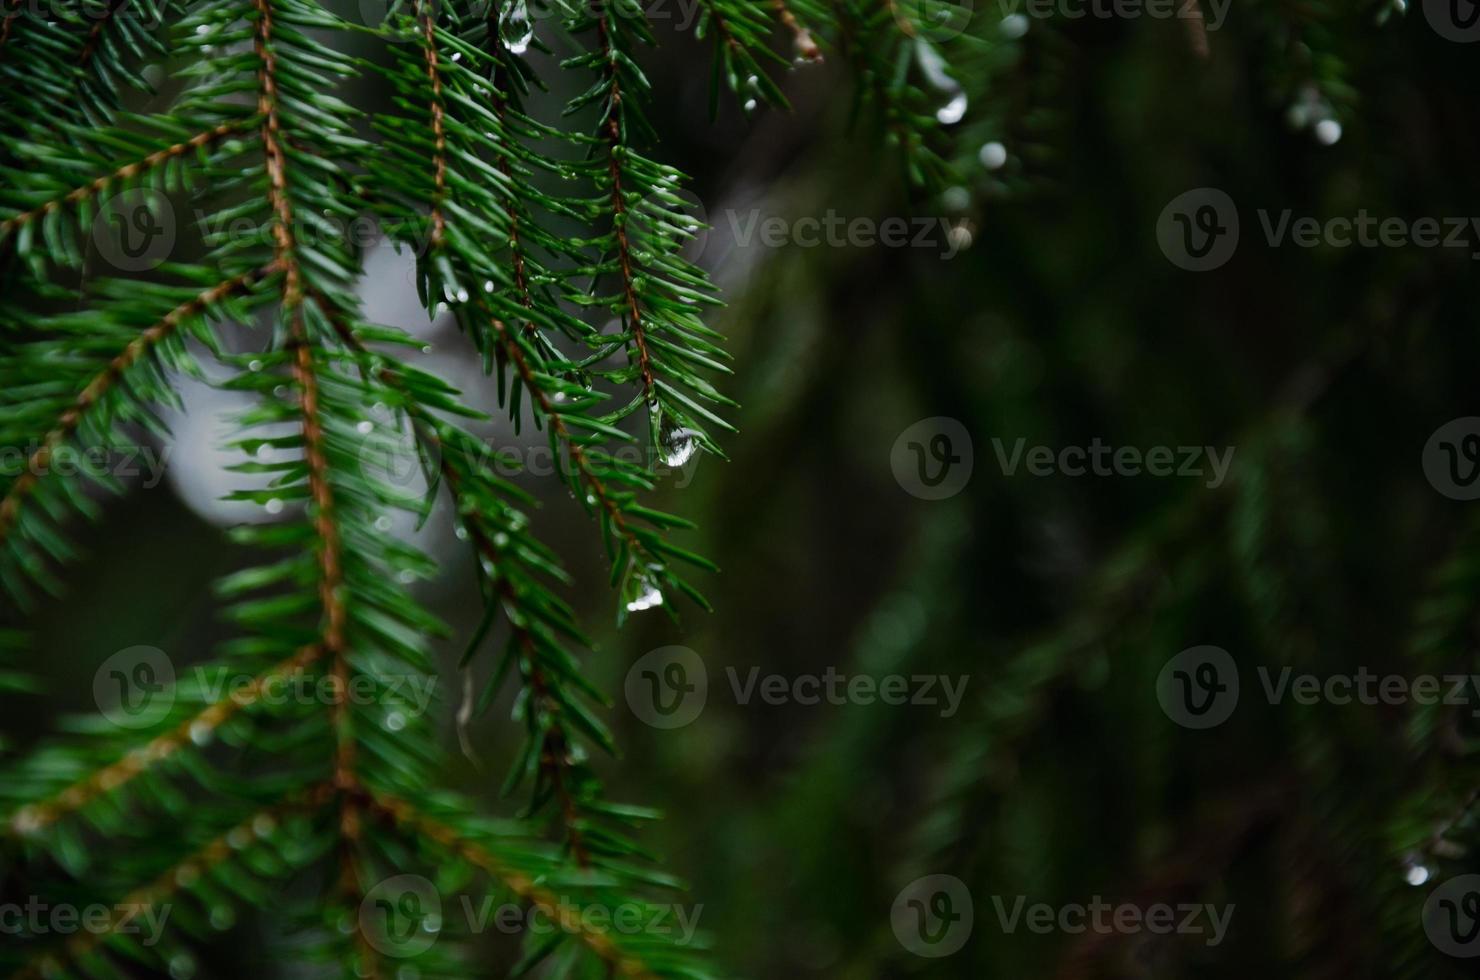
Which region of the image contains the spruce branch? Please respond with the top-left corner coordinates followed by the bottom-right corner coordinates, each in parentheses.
top-left (12, 791), bottom-right (321, 979)
top-left (78, 0), bottom-right (136, 67)
top-left (0, 265), bottom-right (273, 545)
top-left (366, 790), bottom-right (662, 978)
top-left (0, 121), bottom-right (246, 242)
top-left (6, 643), bottom-right (322, 837)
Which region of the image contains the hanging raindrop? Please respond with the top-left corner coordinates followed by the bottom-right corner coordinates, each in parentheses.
top-left (660, 423), bottom-right (699, 468)
top-left (499, 0), bottom-right (534, 56)
top-left (979, 140), bottom-right (1008, 170)
top-left (936, 90), bottom-right (968, 126)
top-left (623, 566), bottom-right (665, 613)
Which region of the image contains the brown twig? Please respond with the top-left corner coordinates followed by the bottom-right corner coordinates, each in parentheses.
top-left (6, 644), bottom-right (322, 837)
top-left (774, 0), bottom-right (821, 61)
top-left (594, 14), bottom-right (657, 406)
top-left (13, 793), bottom-right (319, 979)
top-left (367, 790), bottom-right (655, 977)
top-left (0, 123), bottom-right (243, 239)
top-left (416, 0), bottom-right (448, 251)
top-left (78, 0), bottom-right (131, 67)
top-left (321, 302), bottom-right (593, 867)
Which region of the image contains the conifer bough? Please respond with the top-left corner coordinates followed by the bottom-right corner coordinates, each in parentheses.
top-left (0, 0), bottom-right (1374, 976)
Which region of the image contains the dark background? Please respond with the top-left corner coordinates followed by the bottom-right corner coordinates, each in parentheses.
top-left (9, 2), bottom-right (1480, 977)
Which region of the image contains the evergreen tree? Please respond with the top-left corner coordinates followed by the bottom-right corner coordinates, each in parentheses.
top-left (2, 0), bottom-right (1477, 978)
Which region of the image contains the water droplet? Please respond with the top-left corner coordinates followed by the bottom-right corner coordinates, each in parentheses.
top-left (492, 531), bottom-right (510, 548)
top-left (189, 721), bottom-right (213, 746)
top-left (1000, 13), bottom-right (1029, 38)
top-left (483, 280), bottom-right (495, 293)
top-left (375, 516), bottom-right (393, 532)
top-left (168, 953), bottom-right (196, 980)
top-left (623, 567), bottom-right (665, 613)
top-left (356, 420), bottom-right (374, 434)
top-left (255, 443), bottom-right (273, 460)
top-left (744, 98), bottom-right (758, 112)
top-left (979, 140), bottom-right (1008, 170)
top-left (385, 711), bottom-right (407, 732)
top-left (1314, 119), bottom-right (1342, 145)
top-left (942, 185), bottom-right (971, 211)
top-left (936, 90), bottom-right (967, 126)
top-left (499, 0), bottom-right (534, 55)
top-left (660, 424), bottom-right (699, 468)
top-left (396, 570), bottom-right (416, 585)
top-left (455, 526), bottom-right (470, 541)
top-left (1404, 857), bottom-right (1432, 886)
top-left (248, 359), bottom-right (263, 372)
top-left (265, 498), bottom-right (284, 515)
